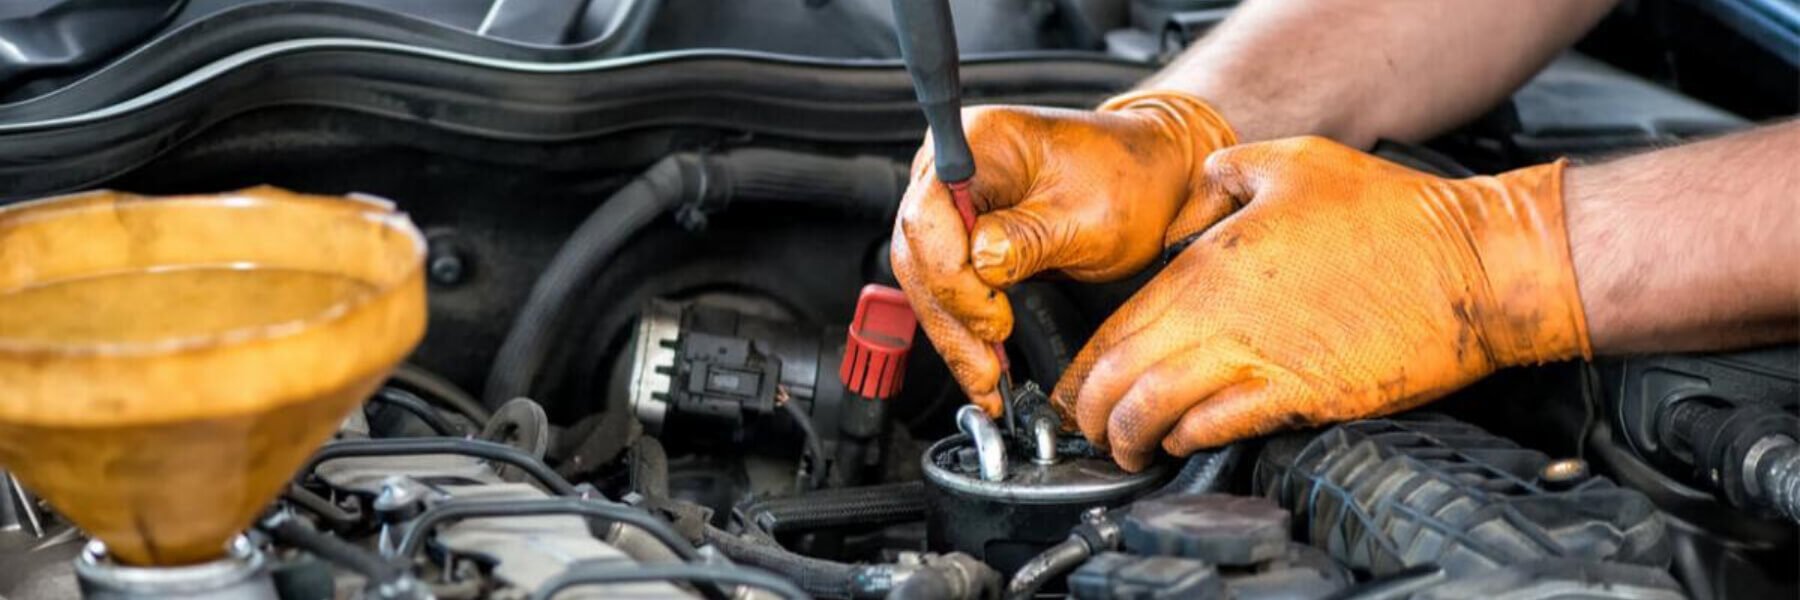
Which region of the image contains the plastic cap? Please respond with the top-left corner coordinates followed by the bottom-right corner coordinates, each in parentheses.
top-left (840, 284), bottom-right (917, 399)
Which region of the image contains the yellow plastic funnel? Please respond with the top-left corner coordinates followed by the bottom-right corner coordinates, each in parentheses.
top-left (0, 186), bottom-right (426, 566)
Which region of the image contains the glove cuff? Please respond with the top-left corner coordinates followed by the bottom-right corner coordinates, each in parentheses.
top-left (1097, 90), bottom-right (1240, 245)
top-left (1468, 159), bottom-right (1595, 365)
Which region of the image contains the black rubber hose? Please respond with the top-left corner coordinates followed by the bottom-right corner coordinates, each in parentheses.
top-left (703, 525), bottom-right (893, 599)
top-left (261, 516), bottom-right (411, 590)
top-left (302, 438), bottom-right (577, 495)
top-left (530, 562), bottom-right (807, 600)
top-left (784, 400), bottom-right (830, 491)
top-left (1148, 444), bottom-right (1242, 499)
top-left (483, 149), bottom-right (905, 407)
top-left (701, 149), bottom-right (905, 219)
top-left (741, 482), bottom-right (926, 538)
top-left (283, 484), bottom-right (362, 531)
top-left (484, 153), bottom-right (700, 407)
top-left (391, 363), bottom-right (491, 423)
top-left (368, 387), bottom-right (463, 436)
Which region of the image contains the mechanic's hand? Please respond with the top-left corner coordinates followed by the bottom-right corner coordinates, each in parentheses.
top-left (891, 91), bottom-right (1237, 414)
top-left (1056, 137), bottom-right (1593, 471)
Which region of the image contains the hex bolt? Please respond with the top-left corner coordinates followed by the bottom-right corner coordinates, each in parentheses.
top-left (428, 250), bottom-right (465, 285)
top-left (1539, 458), bottom-right (1590, 491)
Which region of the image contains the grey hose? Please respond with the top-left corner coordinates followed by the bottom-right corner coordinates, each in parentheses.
top-left (391, 363), bottom-right (490, 423)
top-left (531, 563), bottom-right (807, 600)
top-left (368, 387), bottom-right (462, 436)
top-left (484, 149), bottom-right (905, 407)
top-left (703, 525), bottom-right (896, 599)
top-left (740, 482), bottom-right (926, 538)
top-left (1004, 508), bottom-right (1119, 600)
top-left (1004, 537), bottom-right (1089, 600)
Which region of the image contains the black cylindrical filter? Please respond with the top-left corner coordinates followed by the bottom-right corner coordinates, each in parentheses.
top-left (921, 434), bottom-right (1167, 576)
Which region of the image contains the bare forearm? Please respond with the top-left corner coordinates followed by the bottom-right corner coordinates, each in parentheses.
top-left (1143, 0), bottom-right (1615, 146)
top-left (1566, 122), bottom-right (1800, 353)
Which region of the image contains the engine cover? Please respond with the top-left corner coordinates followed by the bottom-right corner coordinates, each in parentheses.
top-left (1253, 416), bottom-right (1670, 575)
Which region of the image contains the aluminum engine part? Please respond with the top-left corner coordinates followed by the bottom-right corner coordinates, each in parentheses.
top-left (1253, 416), bottom-right (1670, 576)
top-left (313, 454), bottom-right (503, 495)
top-left (75, 536), bottom-right (276, 600)
top-left (310, 451), bottom-right (687, 598)
top-left (422, 483), bottom-right (685, 599)
top-left (629, 299), bottom-right (683, 433)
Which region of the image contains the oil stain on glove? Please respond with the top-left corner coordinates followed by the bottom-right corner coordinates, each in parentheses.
top-left (892, 90), bottom-right (1237, 415)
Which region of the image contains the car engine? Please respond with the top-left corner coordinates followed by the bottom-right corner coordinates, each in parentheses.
top-left (0, 1), bottom-right (1794, 599)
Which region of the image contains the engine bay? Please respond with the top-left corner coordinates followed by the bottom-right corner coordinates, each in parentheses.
top-left (0, 1), bottom-right (1797, 599)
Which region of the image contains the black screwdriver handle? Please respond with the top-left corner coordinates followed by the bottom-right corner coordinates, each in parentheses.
top-left (891, 0), bottom-right (975, 183)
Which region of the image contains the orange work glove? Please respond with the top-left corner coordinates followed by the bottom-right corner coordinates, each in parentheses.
top-left (1057, 137), bottom-right (1593, 471)
top-left (891, 90), bottom-right (1238, 414)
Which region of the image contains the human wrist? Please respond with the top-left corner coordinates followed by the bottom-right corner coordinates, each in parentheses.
top-left (1466, 159), bottom-right (1594, 365)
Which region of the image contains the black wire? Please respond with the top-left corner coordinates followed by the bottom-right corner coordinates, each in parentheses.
top-left (368, 387), bottom-right (463, 436)
top-left (1577, 363), bottom-right (1601, 462)
top-left (301, 438), bottom-right (577, 495)
top-left (261, 515), bottom-right (409, 587)
top-left (782, 399), bottom-right (829, 491)
top-left (283, 484), bottom-right (362, 530)
top-left (390, 363), bottom-right (492, 423)
top-left (388, 498), bottom-right (700, 562)
top-left (530, 563), bottom-right (809, 600)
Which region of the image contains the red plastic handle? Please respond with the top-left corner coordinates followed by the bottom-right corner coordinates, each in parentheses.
top-left (943, 181), bottom-right (1010, 374)
top-left (841, 284), bottom-right (919, 400)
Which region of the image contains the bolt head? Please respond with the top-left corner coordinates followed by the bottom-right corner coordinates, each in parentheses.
top-left (428, 254), bottom-right (464, 285)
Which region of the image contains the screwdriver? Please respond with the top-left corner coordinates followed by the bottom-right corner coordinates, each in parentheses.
top-left (890, 0), bottom-right (1016, 429)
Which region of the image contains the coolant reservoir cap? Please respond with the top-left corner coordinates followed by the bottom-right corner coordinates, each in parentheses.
top-left (839, 284), bottom-right (916, 400)
top-left (0, 187), bottom-right (426, 566)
